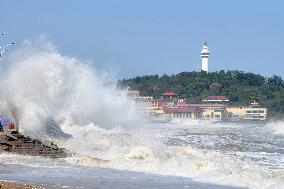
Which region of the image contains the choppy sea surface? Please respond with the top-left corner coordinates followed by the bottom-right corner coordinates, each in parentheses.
top-left (0, 120), bottom-right (284, 189)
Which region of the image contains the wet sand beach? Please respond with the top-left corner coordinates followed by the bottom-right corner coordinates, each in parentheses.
top-left (0, 180), bottom-right (43, 189)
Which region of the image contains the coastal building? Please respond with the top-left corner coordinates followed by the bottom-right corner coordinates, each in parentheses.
top-left (147, 99), bottom-right (170, 117)
top-left (226, 102), bottom-right (267, 121)
top-left (188, 104), bottom-right (227, 119)
top-left (161, 91), bottom-right (178, 99)
top-left (243, 102), bottom-right (267, 121)
top-left (176, 101), bottom-right (189, 107)
top-left (147, 97), bottom-right (267, 121)
top-left (225, 106), bottom-right (245, 119)
top-left (202, 109), bottom-right (226, 119)
top-left (150, 99), bottom-right (169, 109)
top-left (163, 107), bottom-right (203, 119)
top-left (130, 89), bottom-right (268, 121)
top-left (201, 41), bottom-right (210, 73)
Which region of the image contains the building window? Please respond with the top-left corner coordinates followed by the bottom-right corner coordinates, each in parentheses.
top-left (258, 110), bottom-right (264, 113)
top-left (246, 111), bottom-right (252, 113)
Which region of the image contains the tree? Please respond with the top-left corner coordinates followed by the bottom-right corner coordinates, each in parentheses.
top-left (119, 70), bottom-right (284, 117)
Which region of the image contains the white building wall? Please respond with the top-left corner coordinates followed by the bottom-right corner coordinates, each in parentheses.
top-left (200, 42), bottom-right (209, 73)
top-left (201, 57), bottom-right (208, 73)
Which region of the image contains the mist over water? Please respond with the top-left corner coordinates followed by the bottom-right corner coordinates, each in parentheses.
top-left (0, 38), bottom-right (143, 138)
top-left (268, 120), bottom-right (284, 135)
top-left (0, 38), bottom-right (284, 189)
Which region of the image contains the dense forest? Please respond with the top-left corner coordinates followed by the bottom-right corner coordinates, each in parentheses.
top-left (118, 71), bottom-right (284, 117)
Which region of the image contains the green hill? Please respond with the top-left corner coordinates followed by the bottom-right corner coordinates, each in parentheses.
top-left (118, 70), bottom-right (284, 117)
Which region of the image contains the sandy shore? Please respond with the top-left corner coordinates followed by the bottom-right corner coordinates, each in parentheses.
top-left (0, 181), bottom-right (44, 189)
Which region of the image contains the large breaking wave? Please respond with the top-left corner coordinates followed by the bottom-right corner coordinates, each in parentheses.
top-left (0, 37), bottom-right (142, 138)
top-left (0, 38), bottom-right (284, 189)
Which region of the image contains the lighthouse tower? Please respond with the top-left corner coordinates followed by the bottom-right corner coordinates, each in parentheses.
top-left (201, 41), bottom-right (209, 73)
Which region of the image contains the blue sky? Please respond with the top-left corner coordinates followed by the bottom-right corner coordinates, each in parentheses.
top-left (1, 0), bottom-right (284, 78)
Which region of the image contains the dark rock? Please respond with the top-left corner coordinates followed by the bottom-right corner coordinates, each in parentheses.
top-left (0, 131), bottom-right (68, 158)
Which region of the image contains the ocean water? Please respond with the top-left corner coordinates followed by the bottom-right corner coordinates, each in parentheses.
top-left (0, 38), bottom-right (283, 189)
top-left (0, 121), bottom-right (284, 189)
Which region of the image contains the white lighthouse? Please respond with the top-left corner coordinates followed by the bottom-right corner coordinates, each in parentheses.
top-left (201, 41), bottom-right (209, 73)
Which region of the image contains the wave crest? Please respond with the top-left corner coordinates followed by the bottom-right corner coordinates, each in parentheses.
top-left (0, 37), bottom-right (142, 138)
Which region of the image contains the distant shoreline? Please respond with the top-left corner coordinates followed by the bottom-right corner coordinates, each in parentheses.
top-left (118, 70), bottom-right (284, 117)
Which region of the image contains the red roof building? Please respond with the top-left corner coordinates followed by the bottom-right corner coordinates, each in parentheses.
top-left (188, 103), bottom-right (226, 110)
top-left (161, 92), bottom-right (178, 97)
top-left (202, 96), bottom-right (229, 102)
top-left (161, 91), bottom-right (178, 99)
top-left (176, 101), bottom-right (189, 107)
top-left (150, 99), bottom-right (169, 108)
top-left (163, 107), bottom-right (202, 113)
